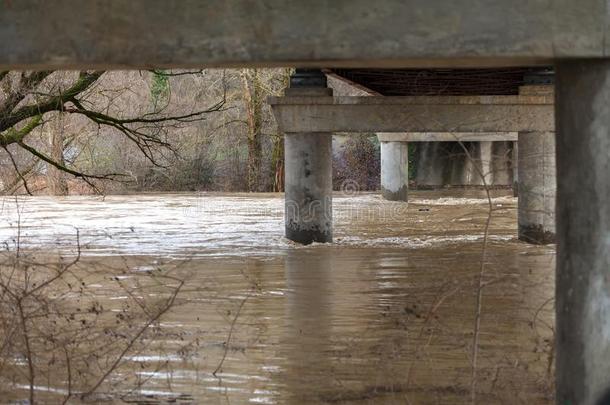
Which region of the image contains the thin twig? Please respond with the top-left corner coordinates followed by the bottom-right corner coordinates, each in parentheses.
top-left (213, 293), bottom-right (251, 376)
top-left (17, 299), bottom-right (35, 404)
top-left (3, 146), bottom-right (32, 195)
top-left (61, 346), bottom-right (72, 405)
top-left (81, 280), bottom-right (184, 399)
top-left (453, 139), bottom-right (494, 405)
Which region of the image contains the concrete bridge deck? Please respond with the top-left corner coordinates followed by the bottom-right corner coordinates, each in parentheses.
top-left (0, 0), bottom-right (608, 70)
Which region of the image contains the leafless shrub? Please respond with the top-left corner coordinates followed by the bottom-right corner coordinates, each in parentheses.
top-left (333, 135), bottom-right (380, 191)
top-left (0, 213), bottom-right (185, 403)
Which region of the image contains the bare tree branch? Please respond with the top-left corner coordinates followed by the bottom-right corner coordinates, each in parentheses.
top-left (2, 146), bottom-right (32, 195)
top-left (81, 278), bottom-right (184, 399)
top-left (0, 71), bottom-right (103, 132)
top-left (17, 140), bottom-right (125, 194)
top-left (0, 71), bottom-right (54, 121)
top-left (0, 69), bottom-right (226, 193)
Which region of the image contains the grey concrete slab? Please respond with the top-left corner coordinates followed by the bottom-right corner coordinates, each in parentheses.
top-left (0, 0), bottom-right (606, 69)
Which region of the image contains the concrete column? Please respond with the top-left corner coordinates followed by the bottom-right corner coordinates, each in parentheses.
top-left (517, 131), bottom-right (555, 244)
top-left (284, 69), bottom-right (333, 244)
top-left (380, 141), bottom-right (409, 201)
top-left (555, 60), bottom-right (610, 405)
top-left (512, 141), bottom-right (518, 197)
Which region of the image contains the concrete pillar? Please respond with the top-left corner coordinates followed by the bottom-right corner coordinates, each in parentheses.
top-left (512, 141), bottom-right (518, 197)
top-left (284, 69), bottom-right (333, 244)
top-left (380, 141), bottom-right (409, 201)
top-left (517, 131), bottom-right (555, 244)
top-left (555, 60), bottom-right (610, 405)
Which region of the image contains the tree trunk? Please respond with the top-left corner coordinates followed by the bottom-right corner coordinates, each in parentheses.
top-left (241, 69), bottom-right (263, 192)
top-left (46, 113), bottom-right (69, 195)
top-left (270, 69), bottom-right (290, 192)
top-left (271, 133), bottom-right (284, 192)
top-left (247, 134), bottom-right (262, 192)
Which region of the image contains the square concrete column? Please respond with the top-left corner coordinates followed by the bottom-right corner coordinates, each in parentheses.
top-left (283, 69), bottom-right (333, 244)
top-left (555, 60), bottom-right (610, 405)
top-left (380, 141), bottom-right (409, 202)
top-left (517, 131), bottom-right (556, 244)
top-left (511, 141), bottom-right (518, 197)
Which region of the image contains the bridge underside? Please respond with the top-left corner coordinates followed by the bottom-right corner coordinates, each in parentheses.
top-left (270, 71), bottom-right (555, 242)
top-left (328, 67), bottom-right (554, 96)
top-left (1, 1), bottom-right (609, 403)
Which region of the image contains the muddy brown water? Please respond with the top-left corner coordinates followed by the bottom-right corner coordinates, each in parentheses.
top-left (0, 191), bottom-right (554, 404)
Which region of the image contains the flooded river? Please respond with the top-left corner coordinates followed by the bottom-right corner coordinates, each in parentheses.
top-left (0, 191), bottom-right (554, 404)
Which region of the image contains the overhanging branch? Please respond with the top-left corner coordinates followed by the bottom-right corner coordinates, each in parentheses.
top-left (0, 71), bottom-right (104, 132)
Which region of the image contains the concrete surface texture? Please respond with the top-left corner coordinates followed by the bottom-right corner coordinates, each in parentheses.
top-left (377, 132), bottom-right (518, 142)
top-left (284, 132), bottom-right (333, 244)
top-left (0, 0), bottom-right (608, 70)
top-left (269, 95), bottom-right (554, 133)
top-left (380, 141), bottom-right (409, 201)
top-left (517, 131), bottom-right (556, 244)
top-left (555, 60), bottom-right (610, 405)
top-left (282, 83), bottom-right (333, 245)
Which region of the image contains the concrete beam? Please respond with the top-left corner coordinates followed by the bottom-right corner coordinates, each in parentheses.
top-left (0, 0), bottom-right (606, 69)
top-left (377, 132), bottom-right (518, 142)
top-left (519, 85), bottom-right (555, 96)
top-left (270, 96), bottom-right (554, 133)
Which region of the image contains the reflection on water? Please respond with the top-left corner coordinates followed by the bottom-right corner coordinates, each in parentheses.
top-left (0, 191), bottom-right (555, 404)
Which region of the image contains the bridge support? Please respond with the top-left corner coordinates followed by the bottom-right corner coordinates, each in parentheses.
top-left (283, 70), bottom-right (333, 244)
top-left (272, 87), bottom-right (554, 244)
top-left (555, 60), bottom-right (610, 405)
top-left (380, 141), bottom-right (409, 202)
top-left (512, 143), bottom-right (519, 197)
top-left (517, 131), bottom-right (556, 244)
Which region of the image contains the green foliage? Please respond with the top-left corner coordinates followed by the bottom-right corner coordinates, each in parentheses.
top-left (150, 71), bottom-right (170, 111)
